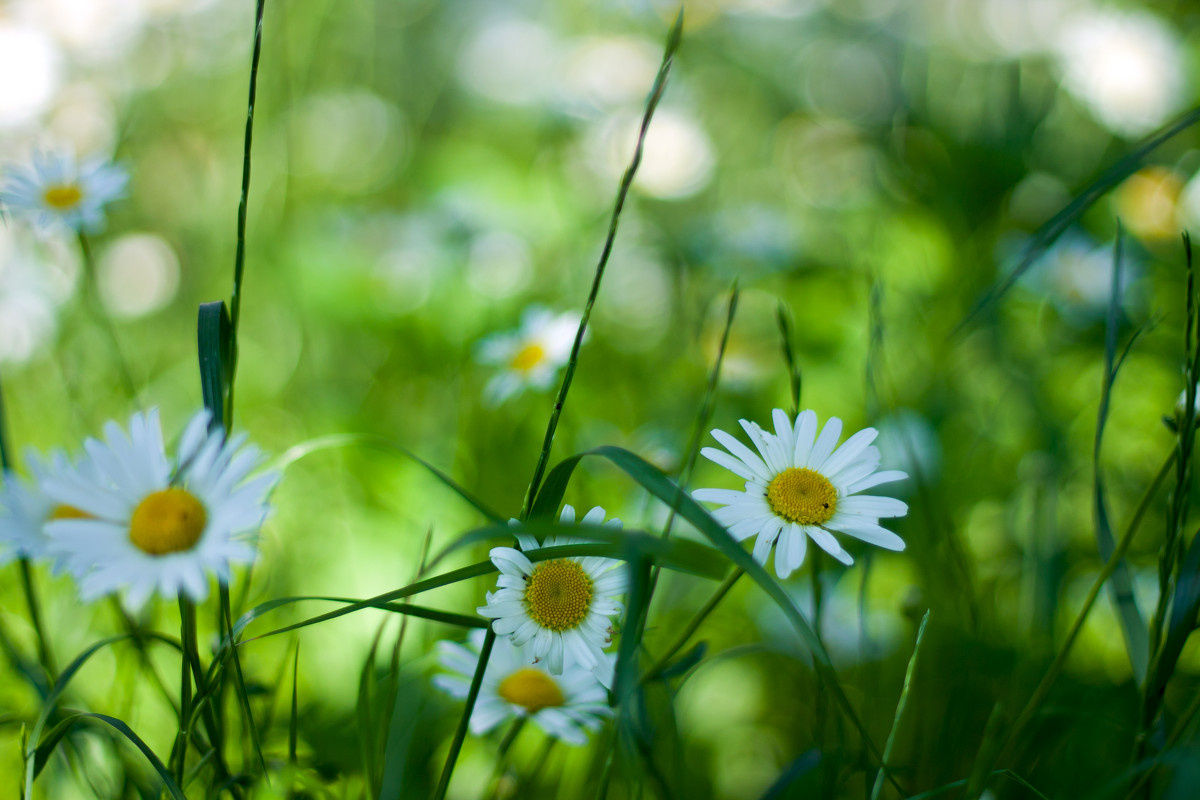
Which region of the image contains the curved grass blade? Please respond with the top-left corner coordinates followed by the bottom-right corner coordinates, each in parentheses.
top-left (197, 301), bottom-right (234, 430)
top-left (757, 749), bottom-right (821, 800)
top-left (1092, 229), bottom-right (1148, 682)
top-left (537, 445), bottom-right (900, 792)
top-left (955, 104), bottom-right (1200, 334)
top-left (269, 433), bottom-right (504, 523)
top-left (24, 634), bottom-right (180, 791)
top-left (234, 532), bottom-right (725, 645)
top-left (40, 712), bottom-right (186, 800)
top-left (870, 610), bottom-right (931, 800)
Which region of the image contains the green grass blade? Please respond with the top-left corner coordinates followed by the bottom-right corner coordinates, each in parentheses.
top-left (197, 301), bottom-right (234, 429)
top-left (757, 750), bottom-right (821, 800)
top-left (236, 533), bottom-right (725, 644)
top-left (433, 629), bottom-right (495, 800)
top-left (289, 643), bottom-right (300, 766)
top-left (870, 610), bottom-right (931, 800)
top-left (776, 300), bottom-right (802, 416)
top-left (49, 712), bottom-right (187, 800)
top-left (519, 9), bottom-right (684, 520)
top-left (954, 104), bottom-right (1200, 334)
top-left (270, 433), bottom-right (504, 523)
top-left (1092, 229), bottom-right (1148, 682)
top-left (24, 634), bottom-right (180, 791)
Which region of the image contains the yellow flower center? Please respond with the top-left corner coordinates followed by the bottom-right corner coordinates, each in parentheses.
top-left (49, 504), bottom-right (93, 520)
top-left (766, 467), bottom-right (838, 525)
top-left (509, 343), bottom-right (546, 372)
top-left (42, 184), bottom-right (83, 210)
top-left (524, 559), bottom-right (593, 632)
top-left (128, 488), bottom-right (207, 556)
top-left (497, 667), bottom-right (566, 713)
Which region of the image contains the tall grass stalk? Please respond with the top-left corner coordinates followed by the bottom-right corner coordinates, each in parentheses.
top-left (519, 10), bottom-right (683, 521)
top-left (77, 232), bottom-right (139, 403)
top-left (226, 0), bottom-right (268, 427)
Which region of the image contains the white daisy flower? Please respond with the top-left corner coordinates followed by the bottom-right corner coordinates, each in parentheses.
top-left (1, 150), bottom-right (128, 233)
top-left (477, 505), bottom-right (627, 687)
top-left (693, 409), bottom-right (908, 579)
top-left (41, 409), bottom-right (278, 610)
top-left (434, 628), bottom-right (612, 745)
top-left (475, 306), bottom-right (580, 405)
top-left (0, 449), bottom-right (94, 568)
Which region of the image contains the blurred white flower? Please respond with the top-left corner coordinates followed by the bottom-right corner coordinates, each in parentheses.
top-left (0, 228), bottom-right (78, 364)
top-left (0, 449), bottom-right (93, 568)
top-left (475, 307), bottom-right (580, 405)
top-left (97, 233), bottom-right (181, 318)
top-left (588, 109), bottom-right (716, 199)
top-left (1056, 8), bottom-right (1185, 137)
top-left (2, 150), bottom-right (127, 233)
top-left (434, 629), bottom-right (612, 745)
top-left (1029, 234), bottom-right (1136, 316)
top-left (43, 409), bottom-right (278, 610)
top-left (0, 23), bottom-right (62, 128)
top-left (458, 19), bottom-right (561, 106)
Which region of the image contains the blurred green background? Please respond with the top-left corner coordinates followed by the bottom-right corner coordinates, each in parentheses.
top-left (4, 0), bottom-right (1200, 797)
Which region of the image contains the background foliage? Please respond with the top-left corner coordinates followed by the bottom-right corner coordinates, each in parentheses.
top-left (4, 0), bottom-right (1200, 797)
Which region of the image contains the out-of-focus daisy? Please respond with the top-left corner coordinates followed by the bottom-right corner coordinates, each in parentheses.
top-left (1055, 8), bottom-right (1185, 138)
top-left (434, 629), bottom-right (612, 745)
top-left (478, 505), bottom-right (626, 686)
top-left (475, 307), bottom-right (580, 405)
top-left (42, 409), bottom-right (277, 610)
top-left (693, 409), bottom-right (908, 578)
top-left (1, 150), bottom-right (127, 233)
top-left (0, 449), bottom-right (93, 568)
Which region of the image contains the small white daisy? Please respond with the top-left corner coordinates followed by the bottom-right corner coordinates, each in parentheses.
top-left (477, 505), bottom-right (627, 687)
top-left (0, 449), bottom-right (94, 568)
top-left (475, 306), bottom-right (580, 405)
top-left (693, 409), bottom-right (908, 579)
top-left (41, 409), bottom-right (278, 610)
top-left (434, 629), bottom-right (613, 745)
top-left (1, 150), bottom-right (128, 233)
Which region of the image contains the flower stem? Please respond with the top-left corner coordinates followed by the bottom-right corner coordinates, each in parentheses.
top-left (76, 232), bottom-right (138, 402)
top-left (174, 595), bottom-right (197, 787)
top-left (643, 568), bottom-right (743, 680)
top-left (433, 628), bottom-right (496, 800)
top-left (19, 558), bottom-right (56, 684)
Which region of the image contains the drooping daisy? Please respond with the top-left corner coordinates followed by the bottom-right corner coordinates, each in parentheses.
top-left (475, 306), bottom-right (580, 405)
top-left (477, 505), bottom-right (626, 687)
top-left (693, 409), bottom-right (908, 579)
top-left (0, 449), bottom-right (94, 568)
top-left (434, 629), bottom-right (613, 745)
top-left (1, 150), bottom-right (128, 233)
top-left (42, 409), bottom-right (278, 610)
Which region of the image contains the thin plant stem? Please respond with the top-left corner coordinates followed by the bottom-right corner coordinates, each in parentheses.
top-left (518, 11), bottom-right (683, 521)
top-left (226, 0), bottom-right (268, 428)
top-left (997, 448), bottom-right (1175, 764)
top-left (432, 628), bottom-right (496, 800)
top-left (77, 232), bottom-right (139, 402)
top-left (643, 568), bottom-right (743, 680)
top-left (485, 717), bottom-right (527, 800)
top-left (175, 596), bottom-right (196, 787)
top-left (19, 559), bottom-right (56, 684)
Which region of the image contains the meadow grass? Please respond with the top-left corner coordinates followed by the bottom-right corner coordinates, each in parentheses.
top-left (6, 3), bottom-right (1200, 800)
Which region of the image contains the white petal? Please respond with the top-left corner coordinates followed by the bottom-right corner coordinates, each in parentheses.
top-left (807, 417), bottom-right (843, 470)
top-left (820, 428), bottom-right (879, 480)
top-left (807, 527), bottom-right (854, 565)
top-left (693, 488), bottom-right (749, 506)
top-left (711, 430), bottom-right (773, 483)
top-left (844, 470), bottom-right (907, 495)
top-left (701, 447), bottom-right (761, 482)
top-left (826, 519), bottom-right (905, 551)
top-left (837, 495), bottom-right (908, 518)
top-left (791, 410), bottom-right (819, 467)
